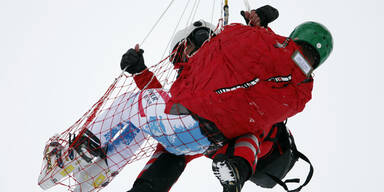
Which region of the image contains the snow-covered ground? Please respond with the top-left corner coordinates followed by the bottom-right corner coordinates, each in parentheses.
top-left (1, 0), bottom-right (383, 191)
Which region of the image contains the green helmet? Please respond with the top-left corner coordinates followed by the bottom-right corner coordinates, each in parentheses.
top-left (290, 21), bottom-right (333, 68)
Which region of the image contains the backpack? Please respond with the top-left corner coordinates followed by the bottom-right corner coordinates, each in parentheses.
top-left (249, 121), bottom-right (314, 192)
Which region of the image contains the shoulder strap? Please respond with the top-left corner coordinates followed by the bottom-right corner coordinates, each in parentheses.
top-left (264, 120), bottom-right (314, 192)
top-left (264, 121), bottom-right (285, 142)
top-left (267, 146), bottom-right (314, 192)
top-left (291, 151), bottom-right (314, 192)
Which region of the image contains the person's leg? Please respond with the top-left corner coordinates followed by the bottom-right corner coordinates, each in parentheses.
top-left (62, 89), bottom-right (209, 192)
top-left (136, 89), bottom-right (211, 155)
top-left (212, 134), bottom-right (260, 192)
top-left (76, 91), bottom-right (148, 173)
top-left (39, 91), bottom-right (146, 190)
top-left (128, 144), bottom-right (192, 192)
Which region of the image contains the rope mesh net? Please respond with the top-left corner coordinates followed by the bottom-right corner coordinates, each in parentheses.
top-left (37, 52), bottom-right (201, 191)
top-left (37, 0), bottom-right (229, 190)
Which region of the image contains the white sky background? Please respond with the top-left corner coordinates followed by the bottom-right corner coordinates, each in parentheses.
top-left (0, 0), bottom-right (383, 191)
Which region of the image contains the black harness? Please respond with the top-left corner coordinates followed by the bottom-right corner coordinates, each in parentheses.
top-left (250, 121), bottom-right (314, 192)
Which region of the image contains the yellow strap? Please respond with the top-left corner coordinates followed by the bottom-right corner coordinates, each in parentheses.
top-left (224, 0), bottom-right (229, 25)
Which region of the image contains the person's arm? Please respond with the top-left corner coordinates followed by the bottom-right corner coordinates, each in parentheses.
top-left (133, 70), bottom-right (162, 89)
top-left (241, 5), bottom-right (279, 28)
top-left (121, 44), bottom-right (147, 74)
top-left (120, 44), bottom-right (162, 89)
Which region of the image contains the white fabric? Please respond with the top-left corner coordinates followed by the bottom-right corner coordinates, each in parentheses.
top-left (89, 89), bottom-right (210, 172)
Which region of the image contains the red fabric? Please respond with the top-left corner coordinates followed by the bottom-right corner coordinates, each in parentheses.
top-left (133, 70), bottom-right (162, 89)
top-left (132, 68), bottom-right (273, 161)
top-left (211, 136), bottom-right (273, 173)
top-left (167, 23), bottom-right (313, 142)
top-left (211, 140), bottom-right (274, 170)
top-left (133, 25), bottom-right (315, 181)
top-left (233, 136), bottom-right (259, 172)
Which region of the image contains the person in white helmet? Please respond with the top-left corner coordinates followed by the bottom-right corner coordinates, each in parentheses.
top-left (123, 19), bottom-right (219, 192)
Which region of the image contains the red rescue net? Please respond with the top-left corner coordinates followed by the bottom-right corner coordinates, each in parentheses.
top-left (38, 17), bottom-right (226, 191)
top-left (37, 55), bottom-right (187, 191)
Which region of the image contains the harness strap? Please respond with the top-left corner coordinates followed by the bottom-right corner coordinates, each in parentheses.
top-left (266, 150), bottom-right (314, 192)
top-left (264, 121), bottom-right (285, 142)
top-left (292, 151), bottom-right (314, 191)
top-left (262, 120), bottom-right (314, 192)
top-left (190, 113), bottom-right (228, 156)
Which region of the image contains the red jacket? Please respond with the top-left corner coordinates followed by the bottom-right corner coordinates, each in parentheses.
top-left (166, 24), bottom-right (313, 143)
top-left (133, 70), bottom-right (162, 90)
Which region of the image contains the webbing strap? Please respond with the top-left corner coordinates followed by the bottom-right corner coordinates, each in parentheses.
top-left (263, 120), bottom-right (314, 192)
top-left (294, 151), bottom-right (314, 191)
top-left (264, 121), bottom-right (285, 142)
top-left (267, 150), bottom-right (314, 192)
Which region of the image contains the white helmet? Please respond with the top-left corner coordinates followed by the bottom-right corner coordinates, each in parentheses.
top-left (170, 20), bottom-right (217, 53)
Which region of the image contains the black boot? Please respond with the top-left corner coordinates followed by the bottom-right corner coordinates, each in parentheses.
top-left (212, 154), bottom-right (251, 192)
top-left (69, 129), bottom-right (107, 163)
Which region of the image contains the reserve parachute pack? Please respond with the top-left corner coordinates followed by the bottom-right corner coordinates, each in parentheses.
top-left (250, 121), bottom-right (314, 192)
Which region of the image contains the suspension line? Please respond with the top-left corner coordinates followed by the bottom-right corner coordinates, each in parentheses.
top-left (140, 0), bottom-right (177, 46)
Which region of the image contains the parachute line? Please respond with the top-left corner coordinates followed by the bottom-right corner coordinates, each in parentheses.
top-left (140, 0), bottom-right (176, 46)
top-left (161, 0), bottom-right (194, 60)
top-left (186, 0), bottom-right (201, 26)
top-left (191, 0), bottom-right (201, 24)
top-left (210, 0), bottom-right (217, 26)
top-left (242, 0), bottom-right (251, 12)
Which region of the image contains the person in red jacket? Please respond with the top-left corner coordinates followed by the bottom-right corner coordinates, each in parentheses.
top-left (121, 5), bottom-right (323, 192)
top-left (168, 19), bottom-right (332, 192)
top-left (123, 18), bottom-right (333, 192)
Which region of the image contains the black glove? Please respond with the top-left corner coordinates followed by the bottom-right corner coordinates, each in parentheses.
top-left (255, 5), bottom-right (279, 27)
top-left (120, 48), bottom-right (147, 74)
top-left (241, 5), bottom-right (279, 27)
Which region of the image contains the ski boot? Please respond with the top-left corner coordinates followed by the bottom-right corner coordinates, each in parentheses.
top-left (70, 129), bottom-right (107, 163)
top-left (38, 130), bottom-right (110, 191)
top-left (212, 154), bottom-right (251, 192)
top-left (73, 156), bottom-right (115, 192)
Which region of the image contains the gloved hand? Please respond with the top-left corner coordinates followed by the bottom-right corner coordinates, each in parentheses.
top-left (120, 44), bottom-right (147, 74)
top-left (241, 5), bottom-right (279, 27)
